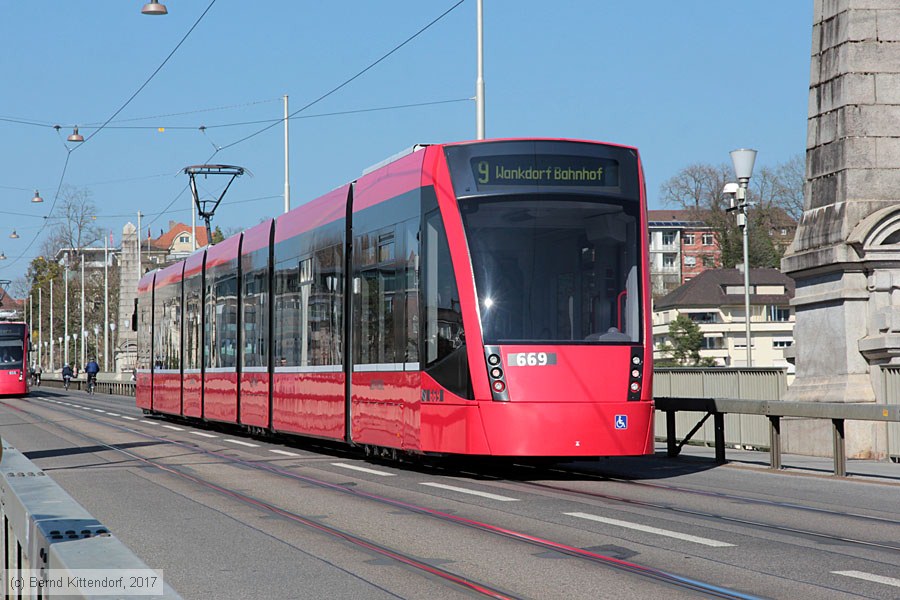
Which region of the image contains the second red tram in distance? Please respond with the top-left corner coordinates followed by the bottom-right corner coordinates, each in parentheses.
top-left (0, 322), bottom-right (31, 397)
top-left (136, 138), bottom-right (654, 457)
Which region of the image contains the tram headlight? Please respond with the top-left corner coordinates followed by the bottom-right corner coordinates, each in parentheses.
top-left (488, 354), bottom-right (501, 366)
top-left (490, 367), bottom-right (503, 379)
top-left (629, 382), bottom-right (641, 393)
top-left (631, 369), bottom-right (641, 379)
top-left (632, 355), bottom-right (642, 365)
top-left (492, 380), bottom-right (506, 393)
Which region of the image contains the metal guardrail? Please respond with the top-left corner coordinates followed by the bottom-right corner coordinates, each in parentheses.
top-left (38, 376), bottom-right (136, 397)
top-left (0, 442), bottom-right (181, 599)
top-left (655, 396), bottom-right (900, 476)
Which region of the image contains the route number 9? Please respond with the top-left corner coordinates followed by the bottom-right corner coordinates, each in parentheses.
top-left (476, 160), bottom-right (490, 184)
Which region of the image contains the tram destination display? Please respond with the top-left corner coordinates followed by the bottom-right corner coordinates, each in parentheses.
top-left (471, 154), bottom-right (619, 189)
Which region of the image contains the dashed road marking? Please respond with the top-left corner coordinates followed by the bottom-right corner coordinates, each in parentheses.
top-left (162, 425), bottom-right (184, 431)
top-left (224, 439), bottom-right (259, 448)
top-left (190, 432), bottom-right (218, 438)
top-left (565, 512), bottom-right (734, 547)
top-left (121, 416), bottom-right (138, 421)
top-left (833, 571), bottom-right (900, 588)
top-left (270, 449), bottom-right (300, 457)
top-left (420, 482), bottom-right (519, 502)
top-left (332, 463), bottom-right (395, 477)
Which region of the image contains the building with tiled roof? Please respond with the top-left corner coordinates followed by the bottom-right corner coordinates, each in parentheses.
top-left (149, 222), bottom-right (208, 259)
top-left (652, 268), bottom-right (795, 369)
top-left (647, 209), bottom-right (721, 299)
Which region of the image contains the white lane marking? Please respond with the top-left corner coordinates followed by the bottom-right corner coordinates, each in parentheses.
top-left (420, 482), bottom-right (519, 502)
top-left (190, 432), bottom-right (218, 438)
top-left (270, 449), bottom-right (300, 457)
top-left (80, 406), bottom-right (92, 411)
top-left (565, 512), bottom-right (734, 547)
top-left (332, 463), bottom-right (395, 477)
top-left (106, 412), bottom-right (120, 417)
top-left (93, 409), bottom-right (106, 413)
top-left (121, 416), bottom-right (139, 421)
top-left (141, 420), bottom-right (158, 425)
top-left (224, 439), bottom-right (259, 448)
top-left (833, 571), bottom-right (900, 588)
top-left (162, 425), bottom-right (184, 431)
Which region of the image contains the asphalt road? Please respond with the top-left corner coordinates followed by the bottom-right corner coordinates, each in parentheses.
top-left (2, 389), bottom-right (898, 600)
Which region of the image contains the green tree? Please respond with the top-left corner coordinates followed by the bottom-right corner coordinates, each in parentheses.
top-left (659, 314), bottom-right (705, 366)
top-left (211, 226), bottom-right (225, 244)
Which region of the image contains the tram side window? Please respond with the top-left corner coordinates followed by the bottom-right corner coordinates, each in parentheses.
top-left (309, 244), bottom-right (343, 366)
top-left (215, 275), bottom-right (238, 369)
top-left (204, 280), bottom-right (215, 369)
top-left (165, 286), bottom-right (182, 370)
top-left (184, 274), bottom-right (202, 370)
top-left (274, 260), bottom-right (300, 367)
top-left (422, 208), bottom-right (470, 398)
top-left (137, 291), bottom-right (153, 370)
top-left (242, 255), bottom-right (268, 369)
top-left (355, 228), bottom-right (401, 366)
top-left (403, 218), bottom-right (419, 364)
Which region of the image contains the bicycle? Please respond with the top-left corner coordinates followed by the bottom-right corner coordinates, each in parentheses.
top-left (63, 375), bottom-right (71, 391)
top-left (87, 375), bottom-right (97, 394)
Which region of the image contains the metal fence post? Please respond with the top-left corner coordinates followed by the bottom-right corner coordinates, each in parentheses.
top-left (768, 416), bottom-right (782, 470)
top-left (832, 419), bottom-right (846, 477)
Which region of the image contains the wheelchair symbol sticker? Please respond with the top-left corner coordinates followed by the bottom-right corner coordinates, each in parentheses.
top-left (615, 415), bottom-right (628, 430)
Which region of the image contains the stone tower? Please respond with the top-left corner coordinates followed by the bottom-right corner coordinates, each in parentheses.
top-left (115, 222), bottom-right (139, 373)
top-left (781, 0), bottom-right (900, 457)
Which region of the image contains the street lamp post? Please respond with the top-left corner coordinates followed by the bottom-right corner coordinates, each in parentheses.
top-left (80, 257), bottom-right (85, 370)
top-left (93, 325), bottom-right (99, 368)
top-left (729, 148), bottom-right (758, 368)
top-left (49, 280), bottom-right (54, 371)
top-left (64, 262), bottom-right (69, 367)
top-left (109, 322), bottom-right (116, 373)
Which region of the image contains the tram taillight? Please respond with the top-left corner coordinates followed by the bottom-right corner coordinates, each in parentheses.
top-left (484, 346), bottom-right (510, 402)
top-left (628, 348), bottom-right (643, 401)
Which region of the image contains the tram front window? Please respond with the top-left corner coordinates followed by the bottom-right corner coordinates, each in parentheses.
top-left (460, 195), bottom-right (640, 344)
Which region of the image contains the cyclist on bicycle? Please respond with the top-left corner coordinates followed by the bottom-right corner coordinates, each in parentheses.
top-left (61, 363), bottom-right (74, 390)
top-left (31, 363), bottom-right (42, 387)
top-left (85, 358), bottom-right (100, 393)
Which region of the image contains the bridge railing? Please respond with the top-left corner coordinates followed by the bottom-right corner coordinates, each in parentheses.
top-left (38, 375), bottom-right (136, 397)
top-left (655, 396), bottom-right (900, 476)
top-left (0, 442), bottom-right (181, 599)
top-left (653, 367), bottom-right (900, 466)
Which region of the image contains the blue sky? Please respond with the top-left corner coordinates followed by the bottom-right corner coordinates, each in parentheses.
top-left (1, 1), bottom-right (813, 284)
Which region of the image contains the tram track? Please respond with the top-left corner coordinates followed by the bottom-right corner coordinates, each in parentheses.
top-left (8, 394), bottom-right (764, 600)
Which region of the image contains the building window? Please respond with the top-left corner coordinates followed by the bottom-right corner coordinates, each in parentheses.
top-left (662, 231), bottom-right (677, 246)
top-left (768, 306), bottom-right (790, 322)
top-left (701, 337), bottom-right (724, 350)
top-left (179, 235), bottom-right (190, 243)
top-left (684, 255), bottom-right (696, 267)
top-left (702, 255), bottom-right (716, 267)
top-left (662, 253), bottom-right (677, 268)
top-left (683, 233), bottom-right (695, 245)
top-left (773, 340), bottom-right (793, 348)
top-left (688, 312), bottom-right (719, 324)
top-left (702, 233), bottom-right (714, 246)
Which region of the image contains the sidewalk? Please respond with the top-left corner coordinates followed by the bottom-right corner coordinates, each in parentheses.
top-left (661, 442), bottom-right (900, 483)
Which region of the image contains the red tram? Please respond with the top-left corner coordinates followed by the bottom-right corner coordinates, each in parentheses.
top-left (0, 322), bottom-right (31, 397)
top-left (136, 139), bottom-right (654, 457)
